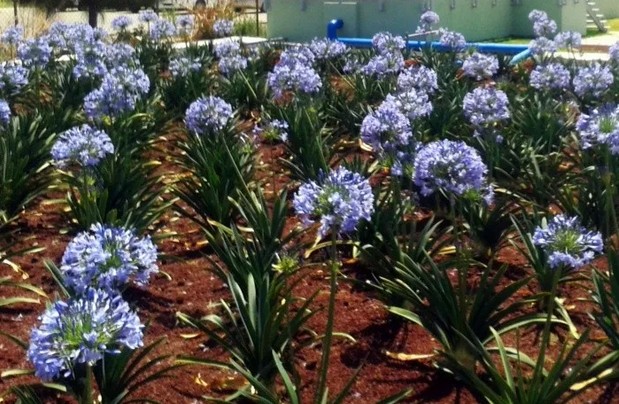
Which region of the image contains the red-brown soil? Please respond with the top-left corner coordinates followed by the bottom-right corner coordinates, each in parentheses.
top-left (1, 136), bottom-right (617, 404)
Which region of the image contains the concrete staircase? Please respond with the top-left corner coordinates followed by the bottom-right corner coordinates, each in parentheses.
top-left (587, 0), bottom-right (609, 33)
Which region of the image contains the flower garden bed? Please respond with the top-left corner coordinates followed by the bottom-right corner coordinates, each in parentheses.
top-left (2, 8), bottom-right (619, 404)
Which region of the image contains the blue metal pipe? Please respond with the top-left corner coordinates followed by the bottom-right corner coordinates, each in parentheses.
top-left (326, 19), bottom-right (531, 64)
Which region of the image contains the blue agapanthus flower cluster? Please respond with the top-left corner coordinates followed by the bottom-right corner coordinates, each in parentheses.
top-left (309, 38), bottom-right (347, 61)
top-left (610, 41), bottom-right (619, 63)
top-left (169, 57), bottom-right (202, 78)
top-left (0, 62), bottom-right (28, 95)
top-left (361, 97), bottom-right (414, 155)
top-left (254, 119), bottom-right (289, 142)
top-left (111, 15), bottom-right (132, 31)
top-left (17, 37), bottom-right (52, 69)
top-left (27, 288), bottom-right (143, 381)
top-left (213, 19), bottom-right (234, 37)
top-left (415, 10), bottom-right (440, 34)
top-left (397, 65), bottom-right (438, 95)
top-left (529, 9), bottom-right (557, 38)
top-left (278, 45), bottom-right (316, 67)
top-left (529, 37), bottom-right (557, 57)
top-left (59, 223), bottom-right (158, 295)
top-left (385, 90), bottom-right (432, 121)
top-left (361, 32), bottom-right (405, 77)
top-left (267, 56), bottom-right (322, 99)
top-left (462, 52), bottom-right (499, 81)
top-left (73, 37), bottom-right (108, 80)
top-left (149, 18), bottom-right (175, 41)
top-left (573, 62), bottom-right (614, 98)
top-left (532, 214), bottom-right (603, 270)
top-left (51, 124), bottom-right (114, 168)
top-left (1, 25), bottom-right (22, 45)
top-left (576, 104), bottom-right (619, 154)
top-left (414, 139), bottom-right (492, 203)
top-left (176, 14), bottom-right (194, 37)
top-left (0, 99), bottom-right (10, 125)
top-left (554, 31), bottom-right (582, 50)
top-left (84, 67), bottom-right (150, 121)
top-left (293, 166), bottom-right (374, 238)
top-left (371, 32), bottom-right (405, 54)
top-left (138, 9), bottom-right (158, 23)
top-left (44, 22), bottom-right (73, 53)
top-left (529, 62), bottom-right (571, 91)
top-left (463, 86), bottom-right (511, 134)
top-left (214, 39), bottom-right (247, 75)
top-left (185, 95), bottom-right (233, 135)
top-left (105, 43), bottom-right (138, 70)
top-left (439, 29), bottom-right (467, 51)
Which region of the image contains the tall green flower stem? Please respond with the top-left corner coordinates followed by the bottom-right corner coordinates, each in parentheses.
top-left (314, 230), bottom-right (339, 403)
top-left (603, 150), bottom-right (619, 238)
top-left (72, 364), bottom-right (94, 404)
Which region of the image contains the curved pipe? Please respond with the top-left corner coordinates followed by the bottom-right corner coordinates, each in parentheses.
top-left (326, 19), bottom-right (531, 64)
top-left (509, 48), bottom-right (532, 65)
top-left (327, 19), bottom-right (344, 41)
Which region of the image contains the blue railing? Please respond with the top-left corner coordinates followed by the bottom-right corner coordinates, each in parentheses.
top-left (326, 19), bottom-right (531, 65)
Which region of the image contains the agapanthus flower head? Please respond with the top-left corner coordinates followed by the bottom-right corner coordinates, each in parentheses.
top-left (176, 14), bottom-right (194, 37)
top-left (397, 65), bottom-right (438, 94)
top-left (214, 39), bottom-right (241, 58)
top-left (413, 139), bottom-right (492, 203)
top-left (610, 41), bottom-right (619, 63)
top-left (105, 43), bottom-right (138, 69)
top-left (293, 166), bottom-right (374, 238)
top-left (169, 57), bottom-right (202, 78)
top-left (0, 99), bottom-right (10, 125)
top-left (463, 86), bottom-right (511, 128)
top-left (361, 97), bottom-right (413, 155)
top-left (51, 124), bottom-right (114, 168)
top-left (361, 53), bottom-right (404, 77)
top-left (576, 103), bottom-right (619, 154)
top-left (0, 62), bottom-right (28, 95)
top-left (278, 45), bottom-right (315, 68)
top-left (27, 288), bottom-right (143, 381)
top-left (59, 223), bottom-right (158, 295)
top-left (17, 37), bottom-right (52, 68)
top-left (73, 38), bottom-right (108, 80)
top-left (46, 22), bottom-right (90, 53)
top-left (149, 18), bottom-right (175, 40)
top-left (462, 52), bottom-right (499, 80)
top-left (255, 119), bottom-right (289, 142)
top-left (84, 67), bottom-right (150, 122)
top-left (111, 15), bottom-right (132, 31)
top-left (371, 32), bottom-right (405, 55)
top-left (532, 214), bottom-right (603, 269)
top-left (573, 62), bottom-right (614, 98)
top-left (386, 90), bottom-right (432, 121)
top-left (439, 29), bottom-right (466, 51)
top-left (533, 16), bottom-right (557, 38)
top-left (213, 19), bottom-right (234, 37)
top-left (267, 62), bottom-right (322, 99)
top-left (185, 95), bottom-right (233, 135)
top-left (138, 9), bottom-right (158, 23)
top-left (529, 37), bottom-right (557, 56)
top-left (308, 38), bottom-right (347, 60)
top-left (219, 54), bottom-right (248, 75)
top-left (528, 9), bottom-right (548, 23)
top-left (416, 10), bottom-right (440, 33)
top-left (1, 25), bottom-right (23, 45)
top-left (529, 62), bottom-right (571, 91)
top-left (554, 31), bottom-right (582, 50)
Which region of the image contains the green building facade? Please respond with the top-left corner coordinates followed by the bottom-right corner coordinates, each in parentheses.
top-left (265, 0), bottom-right (590, 42)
